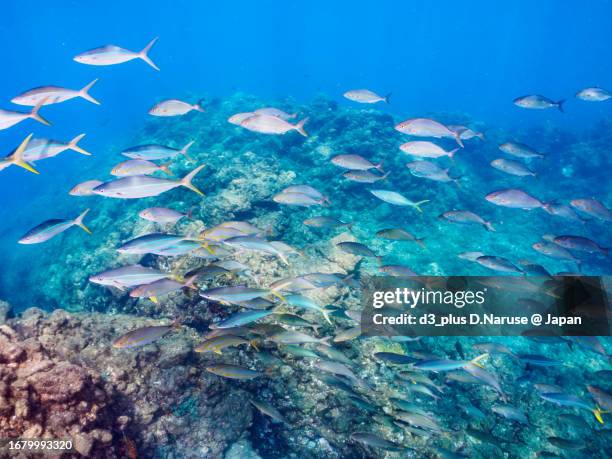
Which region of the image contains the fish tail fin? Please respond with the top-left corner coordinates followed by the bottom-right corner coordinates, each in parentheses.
top-left (413, 199), bottom-right (430, 213)
top-left (249, 339), bottom-right (260, 352)
top-left (453, 130), bottom-right (465, 148)
top-left (270, 290), bottom-right (287, 303)
top-left (469, 353), bottom-right (489, 368)
top-left (295, 117), bottom-right (309, 137)
top-left (74, 208), bottom-right (92, 234)
top-left (277, 252), bottom-right (289, 266)
top-left (319, 336), bottom-right (332, 347)
top-left (448, 148), bottom-right (460, 161)
top-left (453, 176), bottom-right (462, 189)
top-left (593, 406), bottom-right (604, 424)
top-left (375, 160), bottom-right (385, 172)
top-left (416, 238), bottom-right (427, 249)
top-left (381, 171), bottom-right (390, 181)
top-left (557, 99), bottom-right (566, 112)
top-left (485, 221), bottom-right (496, 232)
top-left (384, 92), bottom-right (392, 104)
top-left (160, 160), bottom-right (174, 176)
top-left (477, 132), bottom-right (485, 140)
top-left (11, 133), bottom-right (39, 174)
top-left (194, 101), bottom-right (205, 112)
top-left (322, 309), bottom-right (332, 325)
top-left (68, 134), bottom-right (91, 155)
top-left (140, 37), bottom-right (160, 71)
top-left (180, 140), bottom-right (195, 160)
top-left (79, 79), bottom-right (100, 105)
top-left (29, 98), bottom-right (51, 126)
top-left (181, 164), bottom-right (205, 196)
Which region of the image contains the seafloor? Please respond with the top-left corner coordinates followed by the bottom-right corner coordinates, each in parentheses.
top-left (0, 94), bottom-right (610, 458)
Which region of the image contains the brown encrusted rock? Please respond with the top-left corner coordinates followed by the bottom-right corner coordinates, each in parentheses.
top-left (27, 363), bottom-right (88, 403)
top-left (74, 432), bottom-right (94, 456)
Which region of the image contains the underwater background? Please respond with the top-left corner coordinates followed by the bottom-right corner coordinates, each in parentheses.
top-left (0, 1), bottom-right (611, 458)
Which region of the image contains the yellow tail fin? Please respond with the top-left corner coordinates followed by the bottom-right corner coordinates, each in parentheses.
top-left (469, 353), bottom-right (489, 368)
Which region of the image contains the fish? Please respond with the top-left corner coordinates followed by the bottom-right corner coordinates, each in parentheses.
top-left (331, 154), bottom-right (383, 171)
top-left (395, 118), bottom-right (463, 147)
top-left (376, 228), bottom-right (425, 247)
top-left (111, 159), bottom-right (173, 177)
top-left (464, 363), bottom-right (505, 396)
top-left (406, 161), bottom-right (458, 183)
top-left (379, 264), bottom-right (417, 278)
top-left (314, 360), bottom-right (363, 385)
top-left (282, 345), bottom-right (320, 359)
top-left (543, 203), bottom-right (585, 223)
top-left (514, 94), bottom-right (565, 111)
top-left (149, 99), bottom-right (204, 116)
top-left (472, 342), bottom-right (515, 357)
top-left (117, 233), bottom-right (187, 254)
top-left (576, 87), bottom-right (612, 102)
top-left (205, 364), bottom-right (263, 379)
top-left (553, 235), bottom-right (608, 256)
top-left (370, 190), bottom-right (429, 211)
top-left (532, 241), bottom-right (579, 262)
top-left (89, 265), bottom-right (169, 290)
top-left (21, 134), bottom-right (90, 162)
top-left (570, 198), bottom-right (612, 221)
top-left (254, 107), bottom-right (297, 119)
top-left (403, 382), bottom-right (440, 400)
top-left (268, 330), bottom-right (331, 346)
top-left (303, 216), bottom-right (351, 229)
top-left (343, 89), bottom-right (390, 104)
top-left (92, 164), bottom-right (205, 198)
top-left (139, 207), bottom-right (192, 224)
top-left (399, 141), bottom-right (458, 159)
top-left (336, 241), bottom-right (379, 259)
top-left (0, 98), bottom-right (50, 130)
top-left (439, 210), bottom-right (495, 232)
top-left (18, 209), bottom-right (91, 244)
top-left (394, 411), bottom-right (444, 433)
top-left (240, 114), bottom-right (308, 136)
top-left (273, 192), bottom-right (325, 206)
top-left (112, 322), bottom-right (178, 348)
top-left (476, 256), bottom-right (522, 274)
top-left (129, 278), bottom-right (195, 303)
top-left (195, 335), bottom-right (251, 354)
top-left (315, 345), bottom-right (353, 365)
top-left (74, 37), bottom-right (159, 70)
top-left (250, 399), bottom-right (290, 424)
top-left (547, 437), bottom-right (585, 450)
top-left (0, 134), bottom-right (39, 174)
top-left (388, 398), bottom-right (432, 416)
top-left (122, 140), bottom-right (195, 160)
top-left (492, 404), bottom-right (529, 424)
top-left (201, 286), bottom-right (281, 305)
top-left (223, 236), bottom-right (289, 265)
top-left (343, 170), bottom-right (389, 183)
top-left (499, 141), bottom-right (544, 159)
top-left (534, 383), bottom-right (564, 394)
top-left (465, 428), bottom-right (504, 448)
top-left (413, 354), bottom-right (488, 372)
top-left (350, 432), bottom-right (402, 451)
top-left (457, 251), bottom-right (485, 262)
top-left (374, 352), bottom-right (418, 364)
top-left (490, 158), bottom-right (536, 177)
top-left (448, 125), bottom-right (485, 140)
top-left (587, 385), bottom-right (612, 411)
top-left (69, 180), bottom-right (104, 196)
top-left (485, 188), bottom-right (543, 209)
top-left (282, 185), bottom-right (329, 202)
top-left (284, 294), bottom-right (331, 324)
top-left (210, 310), bottom-right (275, 329)
top-left (455, 340), bottom-right (465, 360)
top-left (12, 79), bottom-right (100, 106)
top-left (275, 313), bottom-right (320, 330)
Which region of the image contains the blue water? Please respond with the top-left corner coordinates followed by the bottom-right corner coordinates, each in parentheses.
top-left (0, 2), bottom-right (611, 457)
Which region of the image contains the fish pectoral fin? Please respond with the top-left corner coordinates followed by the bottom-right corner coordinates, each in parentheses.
top-left (149, 296), bottom-right (158, 304)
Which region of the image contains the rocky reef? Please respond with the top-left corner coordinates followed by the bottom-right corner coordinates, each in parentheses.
top-left (0, 93), bottom-right (610, 458)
